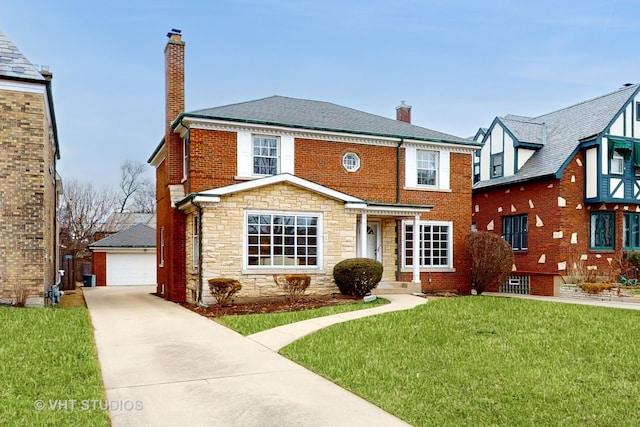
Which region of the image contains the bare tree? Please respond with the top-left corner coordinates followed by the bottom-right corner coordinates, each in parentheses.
top-left (59, 179), bottom-right (117, 258)
top-left (118, 160), bottom-right (155, 213)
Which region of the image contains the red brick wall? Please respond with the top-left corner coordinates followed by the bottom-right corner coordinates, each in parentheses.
top-left (188, 129), bottom-right (238, 193)
top-left (472, 151), bottom-right (639, 294)
top-left (92, 252), bottom-right (106, 286)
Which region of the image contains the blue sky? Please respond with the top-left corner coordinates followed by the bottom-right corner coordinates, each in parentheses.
top-left (4, 0), bottom-right (640, 188)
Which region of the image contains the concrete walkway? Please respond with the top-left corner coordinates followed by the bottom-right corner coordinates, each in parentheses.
top-left (483, 292), bottom-right (640, 310)
top-left (248, 294), bottom-right (429, 351)
top-left (84, 286), bottom-right (423, 427)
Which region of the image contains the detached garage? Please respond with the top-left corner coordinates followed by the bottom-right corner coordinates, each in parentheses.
top-left (90, 223), bottom-right (156, 286)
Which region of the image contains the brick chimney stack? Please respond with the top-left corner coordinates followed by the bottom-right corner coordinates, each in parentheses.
top-left (165, 29), bottom-right (185, 184)
top-left (396, 101), bottom-right (411, 124)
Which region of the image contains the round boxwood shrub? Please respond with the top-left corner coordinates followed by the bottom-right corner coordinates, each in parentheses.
top-left (333, 258), bottom-right (383, 297)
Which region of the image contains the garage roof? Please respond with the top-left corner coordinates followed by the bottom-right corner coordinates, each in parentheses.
top-left (90, 223), bottom-right (156, 249)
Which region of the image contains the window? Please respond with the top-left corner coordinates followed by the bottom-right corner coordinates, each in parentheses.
top-left (611, 150), bottom-right (624, 174)
top-left (192, 215), bottom-right (199, 269)
top-left (403, 221), bottom-right (452, 268)
top-left (590, 212), bottom-right (614, 250)
top-left (417, 150), bottom-right (437, 186)
top-left (473, 150), bottom-right (480, 183)
top-left (182, 138), bottom-right (189, 181)
top-left (502, 215), bottom-right (528, 251)
top-left (246, 212), bottom-right (320, 268)
top-left (253, 136), bottom-right (279, 175)
top-left (160, 227), bottom-right (165, 266)
top-left (637, 102), bottom-right (640, 121)
top-left (490, 154), bottom-right (503, 178)
top-left (624, 213), bottom-right (640, 250)
top-left (342, 153), bottom-right (360, 172)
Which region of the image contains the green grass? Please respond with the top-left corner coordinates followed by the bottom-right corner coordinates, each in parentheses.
top-left (281, 296), bottom-right (640, 426)
top-left (217, 297), bottom-right (389, 335)
top-left (0, 306), bottom-right (109, 427)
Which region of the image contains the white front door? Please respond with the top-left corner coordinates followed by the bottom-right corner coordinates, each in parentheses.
top-left (357, 221), bottom-right (381, 261)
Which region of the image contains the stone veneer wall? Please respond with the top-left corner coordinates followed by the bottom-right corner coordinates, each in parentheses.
top-left (0, 88), bottom-right (55, 306)
top-left (186, 182), bottom-right (357, 303)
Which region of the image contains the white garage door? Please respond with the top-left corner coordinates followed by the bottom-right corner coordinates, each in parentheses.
top-left (106, 252), bottom-right (157, 286)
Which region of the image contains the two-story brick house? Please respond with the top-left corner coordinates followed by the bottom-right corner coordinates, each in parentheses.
top-left (0, 30), bottom-right (61, 305)
top-left (472, 83), bottom-right (640, 295)
top-left (150, 30), bottom-right (480, 304)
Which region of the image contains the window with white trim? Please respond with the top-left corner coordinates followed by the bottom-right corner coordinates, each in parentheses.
top-left (246, 212), bottom-right (321, 268)
top-left (253, 136), bottom-right (279, 175)
top-left (417, 150), bottom-right (438, 186)
top-left (611, 150), bottom-right (624, 174)
top-left (403, 221), bottom-right (452, 268)
top-left (182, 138), bottom-right (188, 181)
top-left (160, 227), bottom-right (165, 266)
top-left (192, 215), bottom-right (199, 269)
top-left (342, 153), bottom-right (360, 172)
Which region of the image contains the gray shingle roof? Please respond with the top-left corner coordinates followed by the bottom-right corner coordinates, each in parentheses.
top-left (189, 96), bottom-right (474, 145)
top-left (475, 84), bottom-right (639, 189)
top-left (90, 224), bottom-right (156, 248)
top-left (0, 29), bottom-right (44, 81)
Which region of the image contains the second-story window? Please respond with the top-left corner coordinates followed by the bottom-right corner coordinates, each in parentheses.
top-left (417, 150), bottom-right (437, 186)
top-left (473, 150), bottom-right (480, 184)
top-left (253, 136), bottom-right (279, 176)
top-left (490, 153), bottom-right (503, 178)
top-left (611, 150), bottom-right (624, 175)
top-left (182, 138), bottom-right (189, 181)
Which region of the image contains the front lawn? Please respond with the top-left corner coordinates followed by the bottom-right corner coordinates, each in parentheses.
top-left (0, 306), bottom-right (109, 426)
top-left (281, 296), bottom-right (640, 426)
top-left (218, 297), bottom-right (388, 335)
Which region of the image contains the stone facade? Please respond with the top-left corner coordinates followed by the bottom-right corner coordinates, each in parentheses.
top-left (185, 182), bottom-right (356, 304)
top-left (0, 87), bottom-right (58, 305)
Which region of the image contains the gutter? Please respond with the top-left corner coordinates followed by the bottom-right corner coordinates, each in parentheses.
top-left (193, 201), bottom-right (208, 309)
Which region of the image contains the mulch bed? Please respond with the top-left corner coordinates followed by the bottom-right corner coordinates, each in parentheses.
top-left (180, 295), bottom-right (363, 317)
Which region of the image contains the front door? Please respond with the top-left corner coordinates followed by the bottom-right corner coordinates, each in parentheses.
top-left (357, 221), bottom-right (381, 261)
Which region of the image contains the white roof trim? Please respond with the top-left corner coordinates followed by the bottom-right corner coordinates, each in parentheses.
top-left (345, 204), bottom-right (432, 216)
top-left (197, 173), bottom-right (366, 203)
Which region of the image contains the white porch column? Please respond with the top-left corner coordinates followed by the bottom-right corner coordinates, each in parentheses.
top-left (412, 214), bottom-right (421, 284)
top-left (359, 212), bottom-right (368, 258)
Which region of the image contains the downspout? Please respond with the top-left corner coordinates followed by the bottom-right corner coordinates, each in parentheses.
top-left (396, 139), bottom-right (403, 281)
top-left (194, 201), bottom-right (208, 308)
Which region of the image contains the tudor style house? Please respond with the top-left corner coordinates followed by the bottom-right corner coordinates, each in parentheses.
top-left (472, 83), bottom-right (640, 295)
top-left (0, 30), bottom-right (61, 305)
top-left (150, 30), bottom-right (479, 304)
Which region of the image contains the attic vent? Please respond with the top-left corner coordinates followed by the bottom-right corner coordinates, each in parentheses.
top-left (623, 83), bottom-right (634, 87)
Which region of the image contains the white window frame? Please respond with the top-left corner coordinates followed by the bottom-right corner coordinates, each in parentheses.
top-left (342, 152), bottom-right (360, 172)
top-left (244, 210), bottom-right (323, 270)
top-left (417, 150), bottom-right (438, 187)
top-left (192, 215), bottom-right (200, 270)
top-left (159, 227), bottom-right (165, 266)
top-left (404, 146), bottom-right (450, 191)
top-left (402, 220), bottom-right (453, 269)
top-left (252, 135), bottom-right (280, 176)
top-left (611, 150), bottom-right (624, 175)
top-left (182, 138), bottom-right (188, 182)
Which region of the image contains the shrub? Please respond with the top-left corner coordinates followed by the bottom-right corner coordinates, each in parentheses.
top-left (579, 282), bottom-right (616, 294)
top-left (333, 258), bottom-right (383, 297)
top-left (625, 251), bottom-right (640, 269)
top-left (208, 278), bottom-right (242, 306)
top-left (465, 231), bottom-right (514, 295)
top-left (273, 274), bottom-right (311, 303)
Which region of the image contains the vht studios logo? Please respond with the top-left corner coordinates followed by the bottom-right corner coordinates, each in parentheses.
top-left (34, 399), bottom-right (143, 412)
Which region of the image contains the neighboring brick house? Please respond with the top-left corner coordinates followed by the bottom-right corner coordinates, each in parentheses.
top-left (0, 30), bottom-right (61, 305)
top-left (149, 30), bottom-right (480, 304)
top-left (472, 84), bottom-right (640, 295)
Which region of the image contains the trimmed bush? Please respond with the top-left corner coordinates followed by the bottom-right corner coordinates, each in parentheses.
top-left (273, 274), bottom-right (311, 302)
top-left (333, 258), bottom-right (383, 297)
top-left (208, 278), bottom-right (242, 306)
top-left (465, 231), bottom-right (514, 295)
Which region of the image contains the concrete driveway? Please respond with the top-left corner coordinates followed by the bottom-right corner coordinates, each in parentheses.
top-left (84, 286), bottom-right (410, 427)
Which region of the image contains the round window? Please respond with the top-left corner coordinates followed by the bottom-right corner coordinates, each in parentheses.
top-left (342, 153), bottom-right (360, 172)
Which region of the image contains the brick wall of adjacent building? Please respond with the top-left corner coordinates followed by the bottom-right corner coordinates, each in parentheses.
top-left (0, 88), bottom-right (55, 305)
top-left (471, 151), bottom-right (636, 295)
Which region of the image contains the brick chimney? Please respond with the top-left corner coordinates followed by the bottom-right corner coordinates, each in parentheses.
top-left (165, 29), bottom-right (185, 184)
top-left (396, 101), bottom-right (411, 124)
